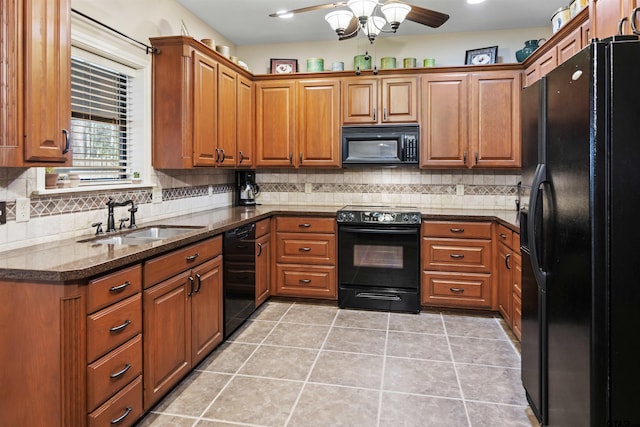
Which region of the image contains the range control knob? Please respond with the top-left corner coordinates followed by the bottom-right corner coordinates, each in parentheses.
top-left (348, 212), bottom-right (355, 222)
top-left (411, 214), bottom-right (421, 223)
top-left (402, 214), bottom-right (410, 223)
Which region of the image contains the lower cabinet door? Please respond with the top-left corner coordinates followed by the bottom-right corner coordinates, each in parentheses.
top-left (422, 270), bottom-right (492, 309)
top-left (143, 271), bottom-right (192, 410)
top-left (255, 233), bottom-right (271, 307)
top-left (191, 256), bottom-right (223, 366)
top-left (88, 376), bottom-right (143, 427)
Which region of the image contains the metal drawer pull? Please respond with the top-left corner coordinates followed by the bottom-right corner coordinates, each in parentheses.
top-left (62, 129), bottom-right (70, 154)
top-left (109, 363), bottom-right (131, 379)
top-left (299, 279), bottom-right (312, 284)
top-left (450, 228), bottom-right (464, 233)
top-left (450, 288), bottom-right (465, 293)
top-left (298, 223), bottom-right (311, 228)
top-left (299, 247), bottom-right (312, 252)
top-left (195, 273), bottom-right (202, 293)
top-left (499, 233), bottom-right (508, 239)
top-left (188, 276), bottom-right (194, 297)
top-left (505, 253), bottom-right (512, 270)
top-left (110, 407), bottom-right (132, 425)
top-left (186, 253), bottom-right (199, 261)
top-left (109, 319), bottom-right (131, 333)
top-left (450, 254), bottom-right (465, 259)
top-left (257, 242), bottom-right (263, 256)
top-left (109, 281), bottom-right (131, 293)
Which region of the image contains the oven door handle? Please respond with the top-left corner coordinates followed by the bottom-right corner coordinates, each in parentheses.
top-left (339, 226), bottom-right (418, 235)
top-left (356, 292), bottom-right (402, 301)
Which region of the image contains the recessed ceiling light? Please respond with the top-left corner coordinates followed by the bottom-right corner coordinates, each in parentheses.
top-left (275, 10), bottom-right (294, 18)
top-left (467, 0), bottom-right (486, 4)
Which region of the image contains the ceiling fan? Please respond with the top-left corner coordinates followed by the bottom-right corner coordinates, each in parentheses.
top-left (269, 1), bottom-right (450, 42)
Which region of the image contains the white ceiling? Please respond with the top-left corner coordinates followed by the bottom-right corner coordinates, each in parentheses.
top-left (176, 0), bottom-right (570, 46)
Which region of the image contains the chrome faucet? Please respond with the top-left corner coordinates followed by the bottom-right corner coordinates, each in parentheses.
top-left (106, 197), bottom-right (138, 232)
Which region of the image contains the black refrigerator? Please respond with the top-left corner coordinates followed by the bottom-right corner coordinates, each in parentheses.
top-left (520, 37), bottom-right (640, 426)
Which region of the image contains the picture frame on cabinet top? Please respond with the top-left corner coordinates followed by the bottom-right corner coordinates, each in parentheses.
top-left (465, 46), bottom-right (498, 65)
top-left (270, 58), bottom-right (298, 74)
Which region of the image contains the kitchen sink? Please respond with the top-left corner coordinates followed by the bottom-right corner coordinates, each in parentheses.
top-left (80, 225), bottom-right (205, 245)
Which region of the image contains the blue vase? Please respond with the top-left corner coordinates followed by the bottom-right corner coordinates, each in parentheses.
top-left (516, 39), bottom-right (542, 63)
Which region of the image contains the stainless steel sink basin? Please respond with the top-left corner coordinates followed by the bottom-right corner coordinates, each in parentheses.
top-left (80, 225), bottom-right (204, 245)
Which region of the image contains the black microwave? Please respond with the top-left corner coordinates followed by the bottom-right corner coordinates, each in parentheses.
top-left (342, 125), bottom-right (419, 166)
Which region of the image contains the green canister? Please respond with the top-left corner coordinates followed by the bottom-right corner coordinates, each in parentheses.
top-left (403, 57), bottom-right (417, 68)
top-left (306, 58), bottom-right (324, 72)
top-left (354, 54), bottom-right (372, 70)
top-left (380, 57), bottom-right (396, 69)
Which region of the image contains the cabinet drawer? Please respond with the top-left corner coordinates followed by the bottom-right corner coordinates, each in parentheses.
top-left (88, 264), bottom-right (142, 314)
top-left (255, 218), bottom-right (271, 238)
top-left (422, 238), bottom-right (492, 273)
top-left (276, 216), bottom-right (335, 233)
top-left (88, 375), bottom-right (143, 427)
top-left (276, 233), bottom-right (336, 265)
top-left (422, 221), bottom-right (492, 239)
top-left (87, 294), bottom-right (142, 363)
top-left (87, 334), bottom-right (142, 412)
top-left (275, 264), bottom-right (337, 299)
top-left (495, 224), bottom-right (513, 249)
top-left (143, 235), bottom-right (222, 288)
top-left (421, 271), bottom-right (492, 309)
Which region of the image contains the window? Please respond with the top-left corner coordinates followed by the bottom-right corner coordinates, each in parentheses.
top-left (68, 56), bottom-right (132, 182)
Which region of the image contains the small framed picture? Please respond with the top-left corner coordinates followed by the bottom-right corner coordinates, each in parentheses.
top-left (465, 46), bottom-right (499, 65)
top-left (270, 58), bottom-right (298, 74)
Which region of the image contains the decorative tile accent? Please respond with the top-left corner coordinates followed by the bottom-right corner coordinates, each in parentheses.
top-left (259, 182), bottom-right (517, 196)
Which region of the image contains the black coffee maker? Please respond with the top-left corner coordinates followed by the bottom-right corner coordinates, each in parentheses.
top-left (236, 170), bottom-right (260, 206)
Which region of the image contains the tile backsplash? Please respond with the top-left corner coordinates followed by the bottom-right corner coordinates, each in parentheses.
top-left (0, 167), bottom-right (519, 251)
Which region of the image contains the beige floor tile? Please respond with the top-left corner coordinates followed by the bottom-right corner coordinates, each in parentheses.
top-left (239, 345), bottom-right (318, 380)
top-left (379, 392), bottom-right (468, 427)
top-left (323, 326), bottom-right (387, 354)
top-left (203, 376), bottom-right (302, 425)
top-left (136, 413), bottom-right (198, 426)
top-left (263, 322), bottom-right (330, 349)
top-left (227, 320), bottom-right (277, 344)
top-left (288, 383), bottom-right (379, 427)
top-left (386, 331), bottom-right (451, 361)
top-left (449, 336), bottom-right (520, 368)
top-left (443, 315), bottom-right (507, 340)
top-left (251, 301), bottom-right (293, 321)
top-left (334, 309), bottom-right (389, 330)
top-left (152, 371), bottom-right (231, 417)
top-left (309, 350), bottom-right (383, 389)
top-left (281, 304), bottom-right (338, 325)
top-left (466, 401), bottom-right (538, 427)
top-left (198, 342), bottom-right (258, 374)
top-left (456, 364), bottom-right (528, 406)
top-left (388, 312), bottom-right (445, 334)
top-left (383, 357), bottom-right (461, 398)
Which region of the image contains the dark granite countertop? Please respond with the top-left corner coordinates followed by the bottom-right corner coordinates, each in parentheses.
top-left (0, 205), bottom-right (519, 283)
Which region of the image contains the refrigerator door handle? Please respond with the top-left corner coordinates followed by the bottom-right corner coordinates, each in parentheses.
top-left (528, 163), bottom-right (548, 289)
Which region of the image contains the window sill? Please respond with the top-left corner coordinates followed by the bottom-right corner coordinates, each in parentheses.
top-left (32, 182), bottom-right (155, 196)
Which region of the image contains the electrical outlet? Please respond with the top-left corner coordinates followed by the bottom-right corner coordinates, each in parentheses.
top-left (0, 201), bottom-right (5, 224)
top-left (305, 183), bottom-right (312, 193)
top-left (152, 187), bottom-right (162, 204)
top-left (456, 184), bottom-right (465, 196)
top-left (15, 198), bottom-right (30, 222)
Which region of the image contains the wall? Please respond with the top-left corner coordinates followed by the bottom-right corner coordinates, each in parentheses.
top-left (237, 27), bottom-right (552, 74)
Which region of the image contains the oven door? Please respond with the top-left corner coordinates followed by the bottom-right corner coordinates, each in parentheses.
top-left (338, 225), bottom-right (420, 289)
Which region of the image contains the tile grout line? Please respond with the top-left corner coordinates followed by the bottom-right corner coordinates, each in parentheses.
top-left (376, 311), bottom-right (391, 427)
top-left (283, 305), bottom-right (340, 427)
top-left (192, 302), bottom-right (297, 427)
top-left (494, 316), bottom-right (522, 357)
top-left (441, 312), bottom-right (473, 427)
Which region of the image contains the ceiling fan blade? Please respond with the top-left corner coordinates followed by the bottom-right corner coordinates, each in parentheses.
top-left (269, 2), bottom-right (347, 18)
top-left (402, 2), bottom-right (450, 28)
top-left (339, 16), bottom-right (360, 40)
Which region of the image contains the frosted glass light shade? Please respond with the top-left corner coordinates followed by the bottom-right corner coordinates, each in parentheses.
top-left (380, 3), bottom-right (411, 24)
top-left (325, 10), bottom-right (354, 33)
top-left (347, 0), bottom-right (377, 18)
top-left (365, 16), bottom-right (386, 37)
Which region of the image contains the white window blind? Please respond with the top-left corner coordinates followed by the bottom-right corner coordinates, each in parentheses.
top-left (66, 56), bottom-right (133, 182)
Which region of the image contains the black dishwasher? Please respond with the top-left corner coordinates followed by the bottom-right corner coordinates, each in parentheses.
top-left (223, 223), bottom-right (256, 338)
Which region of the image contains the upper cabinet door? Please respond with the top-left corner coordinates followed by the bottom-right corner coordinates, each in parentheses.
top-left (0, 0), bottom-right (21, 165)
top-left (192, 50), bottom-right (218, 167)
top-left (255, 80), bottom-right (296, 167)
top-left (236, 75), bottom-right (254, 168)
top-left (341, 78), bottom-right (378, 124)
top-left (420, 74), bottom-right (469, 168)
top-left (381, 77), bottom-right (418, 123)
top-left (217, 64), bottom-right (237, 167)
top-left (470, 70), bottom-right (521, 168)
top-left (297, 79), bottom-right (341, 168)
top-left (590, 0), bottom-right (637, 39)
top-left (23, 0), bottom-right (71, 164)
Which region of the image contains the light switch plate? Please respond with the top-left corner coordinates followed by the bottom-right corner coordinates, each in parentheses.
top-left (15, 198), bottom-right (30, 222)
top-left (0, 201), bottom-right (5, 224)
top-left (152, 187), bottom-right (162, 204)
top-left (305, 183), bottom-right (312, 193)
top-left (456, 184), bottom-right (465, 196)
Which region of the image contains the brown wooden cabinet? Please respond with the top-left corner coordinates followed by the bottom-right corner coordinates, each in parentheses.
top-left (274, 216), bottom-right (337, 299)
top-left (142, 236), bottom-right (223, 409)
top-left (590, 0), bottom-right (638, 39)
top-left (512, 250), bottom-right (522, 340)
top-left (256, 79), bottom-right (340, 168)
top-left (421, 70), bottom-right (520, 169)
top-left (557, 26), bottom-right (583, 65)
top-left (342, 76), bottom-right (418, 124)
top-left (495, 224), bottom-right (522, 340)
top-left (255, 218), bottom-right (271, 307)
top-left (237, 75), bottom-right (255, 167)
top-left (1, 0), bottom-right (71, 166)
top-left (422, 221), bottom-right (494, 309)
top-left (218, 65), bottom-right (255, 167)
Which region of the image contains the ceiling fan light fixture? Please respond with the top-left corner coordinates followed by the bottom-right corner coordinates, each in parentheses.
top-left (347, 0), bottom-right (378, 21)
top-left (380, 3), bottom-right (411, 31)
top-left (274, 9), bottom-right (294, 18)
top-left (467, 0), bottom-right (486, 4)
top-left (325, 10), bottom-right (354, 35)
top-left (365, 15), bottom-right (386, 42)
